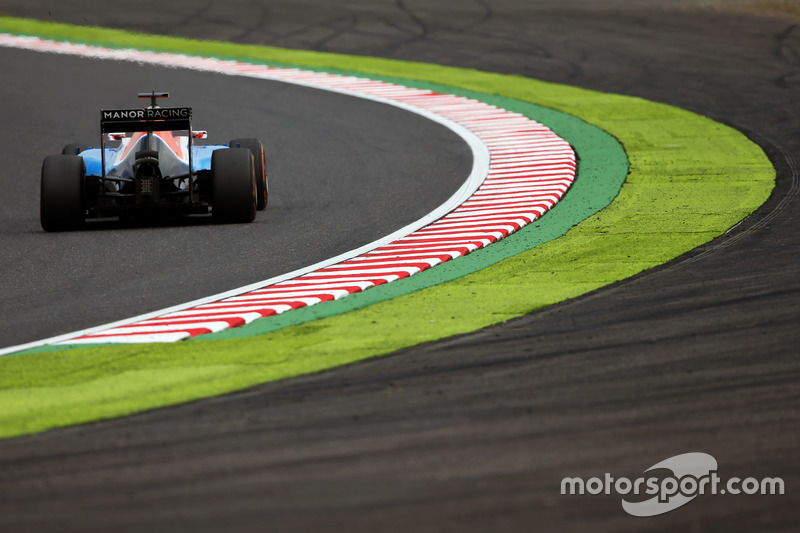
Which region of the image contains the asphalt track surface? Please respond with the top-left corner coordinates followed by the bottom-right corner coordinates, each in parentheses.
top-left (0, 47), bottom-right (472, 348)
top-left (0, 1), bottom-right (799, 531)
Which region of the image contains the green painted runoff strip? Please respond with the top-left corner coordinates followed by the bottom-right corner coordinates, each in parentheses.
top-left (0, 17), bottom-right (775, 439)
top-left (28, 84), bottom-right (627, 347)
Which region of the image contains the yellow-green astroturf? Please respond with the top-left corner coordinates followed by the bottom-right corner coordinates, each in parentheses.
top-left (0, 17), bottom-right (775, 439)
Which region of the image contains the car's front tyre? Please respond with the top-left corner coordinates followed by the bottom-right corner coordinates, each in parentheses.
top-left (40, 155), bottom-right (86, 232)
top-left (61, 144), bottom-right (86, 156)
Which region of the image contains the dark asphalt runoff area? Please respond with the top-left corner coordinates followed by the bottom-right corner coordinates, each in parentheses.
top-left (0, 1), bottom-right (798, 531)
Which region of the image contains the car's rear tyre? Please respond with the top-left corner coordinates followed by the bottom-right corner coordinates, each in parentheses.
top-left (229, 138), bottom-right (268, 210)
top-left (41, 155), bottom-right (86, 232)
top-left (212, 148), bottom-right (257, 224)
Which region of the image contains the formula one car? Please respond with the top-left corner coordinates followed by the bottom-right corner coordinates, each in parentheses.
top-left (41, 91), bottom-right (268, 231)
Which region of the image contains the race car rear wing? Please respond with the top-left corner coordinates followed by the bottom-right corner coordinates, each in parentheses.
top-left (100, 106), bottom-right (192, 133)
top-left (98, 91), bottom-right (198, 205)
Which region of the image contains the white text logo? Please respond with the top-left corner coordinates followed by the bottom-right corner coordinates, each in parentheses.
top-left (561, 452), bottom-right (784, 517)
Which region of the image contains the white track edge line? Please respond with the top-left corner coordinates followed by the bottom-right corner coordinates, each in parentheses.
top-left (0, 34), bottom-right (490, 356)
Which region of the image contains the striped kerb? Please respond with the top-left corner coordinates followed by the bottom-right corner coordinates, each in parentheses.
top-left (0, 34), bottom-right (576, 345)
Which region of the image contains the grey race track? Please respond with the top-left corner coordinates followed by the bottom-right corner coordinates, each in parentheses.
top-left (0, 1), bottom-right (799, 532)
top-left (0, 48), bottom-right (471, 348)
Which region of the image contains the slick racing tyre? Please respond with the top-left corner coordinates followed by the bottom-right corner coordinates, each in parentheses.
top-left (61, 143), bottom-right (86, 156)
top-left (40, 154), bottom-right (86, 232)
top-left (212, 147), bottom-right (257, 224)
top-left (229, 138), bottom-right (268, 210)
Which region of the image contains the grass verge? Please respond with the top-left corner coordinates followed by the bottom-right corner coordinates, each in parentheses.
top-left (0, 17), bottom-right (774, 439)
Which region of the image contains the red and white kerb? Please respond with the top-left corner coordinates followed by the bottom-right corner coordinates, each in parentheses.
top-left (0, 34), bottom-right (576, 346)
